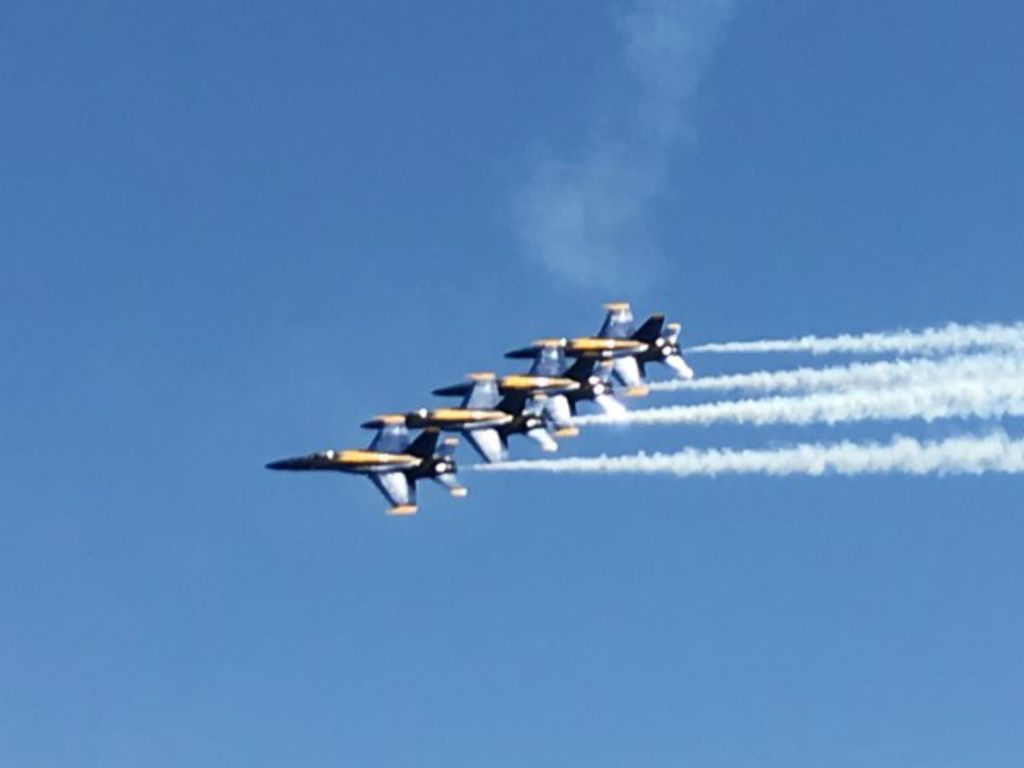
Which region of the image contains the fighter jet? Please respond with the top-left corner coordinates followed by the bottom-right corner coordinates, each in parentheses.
top-left (408, 373), bottom-right (558, 463)
top-left (593, 302), bottom-right (694, 392)
top-left (432, 370), bottom-right (581, 438)
top-left (265, 419), bottom-right (465, 516)
top-left (504, 338), bottom-right (628, 430)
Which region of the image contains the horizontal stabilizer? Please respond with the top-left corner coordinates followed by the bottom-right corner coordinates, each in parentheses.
top-left (433, 471), bottom-right (467, 498)
top-left (664, 354), bottom-right (694, 380)
top-left (527, 428), bottom-right (558, 453)
top-left (595, 394), bottom-right (628, 417)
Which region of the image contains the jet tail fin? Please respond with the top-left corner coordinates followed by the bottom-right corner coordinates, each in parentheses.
top-left (407, 428), bottom-right (440, 459)
top-left (496, 391), bottom-right (529, 416)
top-left (632, 314), bottom-right (666, 343)
top-left (563, 356), bottom-right (597, 382)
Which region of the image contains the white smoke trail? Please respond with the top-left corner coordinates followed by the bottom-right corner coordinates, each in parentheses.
top-left (686, 321), bottom-right (1024, 356)
top-left (649, 352), bottom-right (1024, 395)
top-left (474, 431), bottom-right (1024, 478)
top-left (576, 375), bottom-right (1024, 428)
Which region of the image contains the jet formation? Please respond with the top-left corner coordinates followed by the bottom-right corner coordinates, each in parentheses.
top-left (266, 302), bottom-right (694, 515)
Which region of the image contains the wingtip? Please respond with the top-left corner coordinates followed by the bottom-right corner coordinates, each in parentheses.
top-left (449, 486), bottom-right (469, 498)
top-left (387, 504), bottom-right (418, 516)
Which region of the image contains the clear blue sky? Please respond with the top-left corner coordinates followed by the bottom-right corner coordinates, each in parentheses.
top-left (3, 1), bottom-right (1024, 765)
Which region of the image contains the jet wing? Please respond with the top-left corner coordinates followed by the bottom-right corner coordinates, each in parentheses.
top-left (369, 423), bottom-right (410, 453)
top-left (463, 377), bottom-right (500, 409)
top-left (598, 303), bottom-right (634, 338)
top-left (543, 394), bottom-right (574, 433)
top-left (370, 472), bottom-right (417, 515)
top-left (464, 427), bottom-right (508, 464)
top-left (612, 356), bottom-right (647, 394)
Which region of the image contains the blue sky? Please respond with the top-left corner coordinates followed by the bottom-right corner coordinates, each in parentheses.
top-left (3, 1), bottom-right (1024, 765)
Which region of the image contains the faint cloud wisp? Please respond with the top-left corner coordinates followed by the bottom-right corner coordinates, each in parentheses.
top-left (515, 0), bottom-right (734, 289)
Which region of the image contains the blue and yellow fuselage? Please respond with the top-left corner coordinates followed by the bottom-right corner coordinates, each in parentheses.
top-left (266, 449), bottom-right (423, 475)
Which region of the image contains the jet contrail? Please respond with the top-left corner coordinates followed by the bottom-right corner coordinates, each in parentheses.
top-left (576, 375), bottom-right (1024, 428)
top-left (648, 352), bottom-right (1024, 394)
top-left (474, 431), bottom-right (1024, 478)
top-left (686, 321), bottom-right (1024, 356)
